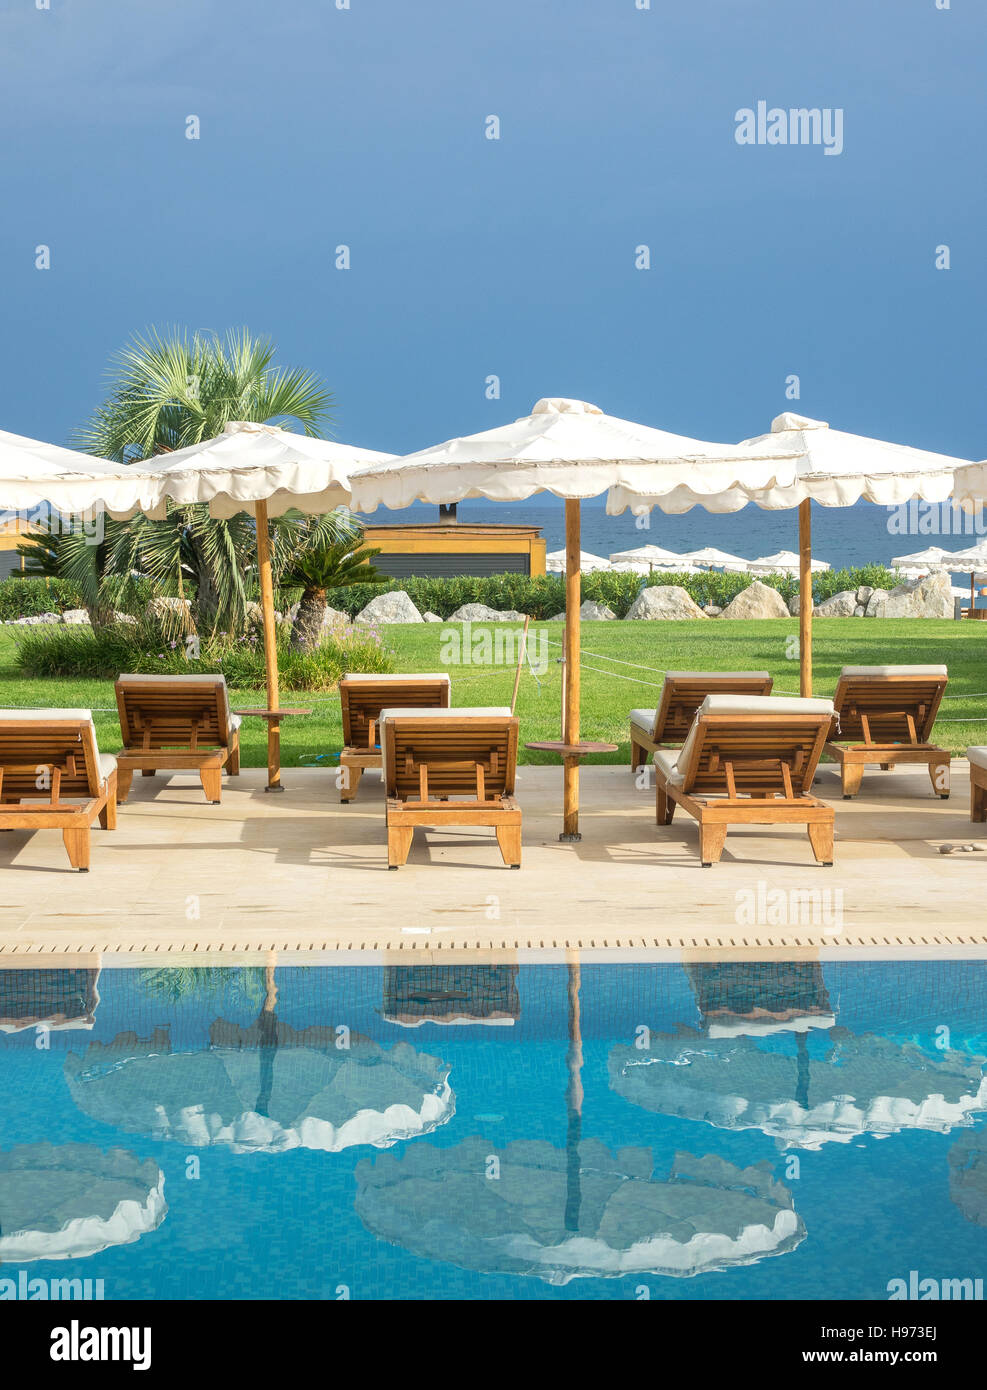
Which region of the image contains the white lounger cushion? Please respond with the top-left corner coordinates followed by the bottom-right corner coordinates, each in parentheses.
top-left (657, 694), bottom-right (836, 789)
top-left (840, 665), bottom-right (948, 678)
top-left (379, 706), bottom-right (511, 723)
top-left (342, 672), bottom-right (450, 683)
top-left (968, 747), bottom-right (987, 772)
top-left (629, 708), bottom-right (657, 732)
top-left (652, 749), bottom-right (682, 785)
top-left (0, 709), bottom-right (113, 793)
top-left (664, 670), bottom-right (772, 682)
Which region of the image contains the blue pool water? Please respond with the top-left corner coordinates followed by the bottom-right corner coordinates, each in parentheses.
top-left (1, 961), bottom-right (986, 1301)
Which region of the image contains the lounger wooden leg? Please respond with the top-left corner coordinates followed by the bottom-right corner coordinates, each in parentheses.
top-left (807, 821), bottom-right (835, 866)
top-left (117, 767), bottom-right (134, 804)
top-left (972, 779), bottom-right (987, 823)
top-left (141, 768), bottom-right (157, 777)
top-left (98, 774), bottom-right (117, 831)
top-left (880, 762), bottom-right (894, 771)
top-left (228, 739), bottom-right (240, 776)
top-left (199, 768), bottom-right (222, 804)
top-left (699, 823), bottom-right (728, 867)
top-left (388, 825), bottom-right (414, 869)
top-left (929, 760), bottom-right (950, 799)
top-left (630, 739), bottom-right (646, 772)
top-left (841, 763), bottom-right (864, 799)
top-left (495, 824), bottom-right (522, 868)
top-left (340, 762), bottom-right (362, 803)
top-left (656, 784), bottom-right (675, 825)
top-left (62, 827), bottom-right (90, 872)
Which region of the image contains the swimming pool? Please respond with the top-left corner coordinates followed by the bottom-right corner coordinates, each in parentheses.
top-left (1, 959), bottom-right (985, 1300)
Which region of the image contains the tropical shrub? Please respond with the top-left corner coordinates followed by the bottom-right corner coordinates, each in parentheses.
top-left (13, 618), bottom-right (393, 691)
top-left (0, 576), bottom-right (85, 619)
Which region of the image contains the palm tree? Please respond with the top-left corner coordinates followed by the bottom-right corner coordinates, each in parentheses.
top-left (281, 527), bottom-right (389, 650)
top-left (71, 328), bottom-right (337, 632)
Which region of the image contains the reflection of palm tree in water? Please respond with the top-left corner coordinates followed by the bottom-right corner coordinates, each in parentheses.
top-left (564, 954), bottom-right (583, 1233)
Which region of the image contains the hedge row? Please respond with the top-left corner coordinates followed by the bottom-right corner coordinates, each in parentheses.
top-left (327, 565), bottom-right (901, 619)
top-left (0, 576), bottom-right (85, 619)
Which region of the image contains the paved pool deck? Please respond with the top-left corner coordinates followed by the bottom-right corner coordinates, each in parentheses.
top-left (0, 764), bottom-right (984, 958)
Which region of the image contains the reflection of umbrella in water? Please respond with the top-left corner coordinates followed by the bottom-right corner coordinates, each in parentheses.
top-left (65, 963), bottom-right (454, 1154)
top-left (948, 1130), bottom-right (987, 1227)
top-left (355, 957), bottom-right (805, 1282)
top-left (383, 964), bottom-right (520, 1028)
top-left (0, 968), bottom-right (100, 1033)
top-left (610, 962), bottom-right (987, 1149)
top-left (0, 1142), bottom-right (166, 1262)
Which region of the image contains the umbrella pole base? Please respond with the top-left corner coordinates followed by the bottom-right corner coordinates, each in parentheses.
top-left (265, 784), bottom-right (286, 794)
top-left (558, 831), bottom-right (582, 843)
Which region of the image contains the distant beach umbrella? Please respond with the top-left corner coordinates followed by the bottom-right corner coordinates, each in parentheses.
top-left (0, 1142), bottom-right (166, 1262)
top-left (749, 550), bottom-right (830, 575)
top-left (607, 544), bottom-right (687, 567)
top-left (349, 398), bottom-right (776, 838)
top-left (680, 546), bottom-right (751, 571)
top-left (545, 548), bottom-right (609, 573)
top-left (891, 545), bottom-right (965, 571)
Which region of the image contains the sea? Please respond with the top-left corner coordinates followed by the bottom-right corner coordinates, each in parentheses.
top-left (370, 497), bottom-right (986, 586)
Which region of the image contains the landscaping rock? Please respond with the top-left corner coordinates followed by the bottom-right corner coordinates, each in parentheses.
top-left (244, 601), bottom-right (264, 626)
top-left (355, 591), bottom-right (424, 625)
top-left (547, 611), bottom-right (566, 622)
top-left (720, 581), bottom-right (789, 620)
top-left (8, 612), bottom-right (61, 625)
top-left (789, 594), bottom-right (801, 616)
top-left (853, 604), bottom-right (866, 617)
top-left (60, 609), bottom-right (91, 625)
top-left (112, 612), bottom-right (138, 626)
top-left (703, 604), bottom-right (724, 617)
top-left (856, 585), bottom-right (874, 606)
top-left (814, 589), bottom-right (858, 618)
top-left (447, 603), bottom-right (528, 622)
top-left (148, 596), bottom-right (194, 629)
top-left (625, 585), bottom-right (708, 620)
top-left (423, 612), bottom-right (443, 623)
top-left (578, 600), bottom-right (617, 620)
top-left (884, 569), bottom-right (953, 619)
top-left (864, 589), bottom-right (890, 617)
top-left (321, 605), bottom-right (350, 629)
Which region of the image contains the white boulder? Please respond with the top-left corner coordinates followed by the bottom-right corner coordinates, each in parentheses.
top-left (720, 581), bottom-right (790, 620)
top-left (355, 591), bottom-right (424, 625)
top-left (625, 586), bottom-right (708, 620)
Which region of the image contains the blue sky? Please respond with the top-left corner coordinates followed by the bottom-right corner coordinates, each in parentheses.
top-left (2, 0), bottom-right (985, 465)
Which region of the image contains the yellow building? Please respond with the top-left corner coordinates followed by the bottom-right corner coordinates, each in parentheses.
top-left (361, 522), bottom-right (545, 579)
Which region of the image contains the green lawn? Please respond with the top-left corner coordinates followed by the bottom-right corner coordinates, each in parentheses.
top-left (1, 619), bottom-right (984, 766)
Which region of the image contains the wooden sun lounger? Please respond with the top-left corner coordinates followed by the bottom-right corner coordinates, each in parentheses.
top-left (0, 710), bottom-right (118, 871)
top-left (630, 670), bottom-right (773, 771)
top-left (969, 748), bottom-right (987, 822)
top-left (823, 665), bottom-right (950, 800)
top-left (114, 674), bottom-right (241, 804)
top-left (653, 694), bottom-right (835, 867)
top-left (381, 707), bottom-right (521, 869)
top-left (339, 673), bottom-right (451, 802)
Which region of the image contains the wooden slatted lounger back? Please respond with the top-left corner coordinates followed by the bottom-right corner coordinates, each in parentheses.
top-left (381, 707), bottom-right (520, 869)
top-left (653, 694), bottom-right (835, 867)
top-left (115, 674), bottom-right (240, 804)
top-left (823, 665), bottom-right (950, 799)
top-left (339, 673), bottom-right (451, 801)
top-left (0, 709), bottom-right (117, 871)
top-left (630, 670), bottom-right (773, 770)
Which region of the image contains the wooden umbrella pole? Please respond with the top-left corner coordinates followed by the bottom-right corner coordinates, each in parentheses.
top-left (562, 499), bottom-right (581, 841)
top-left (510, 615), bottom-right (530, 715)
top-left (255, 498), bottom-right (282, 791)
top-left (798, 498), bottom-right (813, 697)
